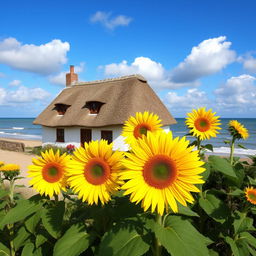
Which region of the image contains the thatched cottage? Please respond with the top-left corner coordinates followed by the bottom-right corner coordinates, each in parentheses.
top-left (34, 66), bottom-right (176, 151)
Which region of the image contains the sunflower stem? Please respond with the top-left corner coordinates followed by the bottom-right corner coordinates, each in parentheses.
top-left (229, 137), bottom-right (235, 165)
top-left (54, 194), bottom-right (59, 202)
top-left (154, 214), bottom-right (162, 256)
top-left (197, 137), bottom-right (202, 157)
top-left (8, 178), bottom-right (16, 256)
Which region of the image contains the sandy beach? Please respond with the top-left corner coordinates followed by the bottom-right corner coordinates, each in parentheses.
top-left (0, 138), bottom-right (42, 198)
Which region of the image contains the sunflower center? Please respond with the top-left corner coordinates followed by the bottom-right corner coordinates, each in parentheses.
top-left (195, 118), bottom-right (210, 132)
top-left (42, 163), bottom-right (63, 183)
top-left (133, 123), bottom-right (152, 139)
top-left (84, 157), bottom-right (111, 185)
top-left (248, 191), bottom-right (256, 201)
top-left (143, 155), bottom-right (177, 189)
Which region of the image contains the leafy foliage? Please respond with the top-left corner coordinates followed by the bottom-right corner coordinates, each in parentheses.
top-left (0, 139), bottom-right (256, 256)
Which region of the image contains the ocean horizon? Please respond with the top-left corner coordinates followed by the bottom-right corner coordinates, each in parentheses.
top-left (0, 117), bottom-right (255, 156)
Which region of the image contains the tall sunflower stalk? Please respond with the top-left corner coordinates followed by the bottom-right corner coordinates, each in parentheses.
top-left (0, 164), bottom-right (20, 256)
top-left (228, 120), bottom-right (249, 165)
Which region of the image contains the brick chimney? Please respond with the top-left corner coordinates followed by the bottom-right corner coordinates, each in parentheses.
top-left (66, 65), bottom-right (78, 86)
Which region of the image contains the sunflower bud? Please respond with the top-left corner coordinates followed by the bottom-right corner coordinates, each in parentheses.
top-left (0, 164), bottom-right (20, 179)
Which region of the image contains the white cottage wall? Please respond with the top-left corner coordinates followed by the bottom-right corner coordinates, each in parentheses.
top-left (42, 125), bottom-right (170, 151)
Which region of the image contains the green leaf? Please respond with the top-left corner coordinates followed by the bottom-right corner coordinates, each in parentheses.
top-left (176, 203), bottom-right (199, 217)
top-left (234, 211), bottom-right (255, 235)
top-left (98, 222), bottom-right (150, 256)
top-left (199, 193), bottom-right (230, 223)
top-left (0, 201), bottom-right (7, 210)
top-left (13, 226), bottom-right (30, 251)
top-left (35, 233), bottom-right (48, 248)
top-left (42, 201), bottom-right (65, 239)
top-left (224, 140), bottom-right (230, 144)
top-left (53, 224), bottom-right (91, 256)
top-left (238, 144), bottom-right (247, 149)
top-left (208, 155), bottom-right (237, 178)
top-left (25, 209), bottom-right (42, 234)
top-left (153, 215), bottom-right (210, 256)
top-left (155, 216), bottom-right (209, 256)
top-left (225, 237), bottom-right (240, 256)
top-left (0, 190), bottom-right (8, 199)
top-left (241, 232), bottom-right (256, 249)
top-left (203, 144), bottom-right (213, 152)
top-left (0, 242), bottom-right (9, 256)
top-left (248, 176), bottom-right (256, 186)
top-left (228, 189), bottom-right (244, 196)
top-left (201, 162), bottom-right (211, 181)
top-left (21, 243), bottom-right (34, 256)
top-left (236, 239), bottom-right (250, 256)
top-left (247, 246), bottom-right (256, 256)
top-left (0, 199), bottom-right (42, 228)
top-left (251, 207), bottom-right (256, 215)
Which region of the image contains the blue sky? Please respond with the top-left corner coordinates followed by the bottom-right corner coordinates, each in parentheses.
top-left (0, 0), bottom-right (256, 117)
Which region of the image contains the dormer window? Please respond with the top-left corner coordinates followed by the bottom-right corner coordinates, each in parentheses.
top-left (85, 101), bottom-right (104, 114)
top-left (54, 104), bottom-right (70, 115)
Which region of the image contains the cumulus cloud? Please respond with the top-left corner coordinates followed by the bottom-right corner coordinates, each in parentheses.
top-left (0, 38), bottom-right (70, 75)
top-left (215, 74), bottom-right (256, 112)
top-left (239, 54), bottom-right (256, 73)
top-left (9, 79), bottom-right (21, 87)
top-left (166, 88), bottom-right (210, 112)
top-left (49, 62), bottom-right (85, 86)
top-left (171, 36), bottom-right (236, 83)
top-left (0, 85), bottom-right (51, 105)
top-left (90, 11), bottom-right (132, 30)
top-left (102, 56), bottom-right (199, 89)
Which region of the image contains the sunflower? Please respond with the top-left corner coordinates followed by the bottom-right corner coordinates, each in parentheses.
top-left (0, 164), bottom-right (20, 179)
top-left (67, 140), bottom-right (124, 205)
top-left (245, 187), bottom-right (256, 205)
top-left (120, 131), bottom-right (205, 216)
top-left (122, 112), bottom-right (163, 145)
top-left (229, 120), bottom-right (249, 140)
top-left (0, 161), bottom-right (4, 167)
top-left (186, 107), bottom-right (221, 140)
top-left (28, 149), bottom-right (71, 198)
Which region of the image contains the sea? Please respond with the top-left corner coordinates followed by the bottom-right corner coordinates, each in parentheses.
top-left (0, 118), bottom-right (255, 156)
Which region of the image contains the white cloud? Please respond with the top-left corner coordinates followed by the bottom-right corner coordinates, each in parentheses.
top-left (0, 88), bottom-right (7, 105)
top-left (215, 74), bottom-right (256, 112)
top-left (49, 62), bottom-right (85, 86)
top-left (0, 38), bottom-right (70, 75)
top-left (0, 86), bottom-right (51, 105)
top-left (239, 54), bottom-right (256, 73)
top-left (102, 56), bottom-right (199, 89)
top-left (9, 79), bottom-right (21, 86)
top-left (166, 88), bottom-right (210, 112)
top-left (171, 36), bottom-right (236, 83)
top-left (90, 11), bottom-right (132, 30)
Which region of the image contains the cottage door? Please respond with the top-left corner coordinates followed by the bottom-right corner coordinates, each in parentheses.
top-left (80, 129), bottom-right (92, 146)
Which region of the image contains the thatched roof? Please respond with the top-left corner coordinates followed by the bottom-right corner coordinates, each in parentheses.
top-left (34, 75), bottom-right (176, 127)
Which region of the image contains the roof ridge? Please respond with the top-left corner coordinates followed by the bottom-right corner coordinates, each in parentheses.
top-left (72, 74), bottom-right (147, 86)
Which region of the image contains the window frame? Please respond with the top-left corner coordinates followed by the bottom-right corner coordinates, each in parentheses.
top-left (56, 128), bottom-right (65, 142)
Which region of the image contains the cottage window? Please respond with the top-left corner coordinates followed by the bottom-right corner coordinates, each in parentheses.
top-left (101, 130), bottom-right (113, 144)
top-left (85, 101), bottom-right (104, 114)
top-left (80, 129), bottom-right (92, 146)
top-left (54, 104), bottom-right (70, 115)
top-left (56, 128), bottom-right (65, 142)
